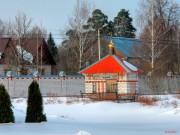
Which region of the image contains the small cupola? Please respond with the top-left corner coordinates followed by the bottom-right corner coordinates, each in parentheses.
top-left (108, 33), bottom-right (114, 55)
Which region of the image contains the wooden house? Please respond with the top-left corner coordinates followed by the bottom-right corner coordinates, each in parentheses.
top-left (0, 38), bottom-right (56, 75)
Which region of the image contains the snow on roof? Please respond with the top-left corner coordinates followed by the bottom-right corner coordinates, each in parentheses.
top-left (123, 60), bottom-right (138, 71)
top-left (16, 45), bottom-right (33, 63)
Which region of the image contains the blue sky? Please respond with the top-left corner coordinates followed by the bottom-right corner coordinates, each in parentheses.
top-left (0, 0), bottom-right (140, 44)
top-left (0, 0), bottom-right (139, 26)
top-left (0, 0), bottom-right (139, 42)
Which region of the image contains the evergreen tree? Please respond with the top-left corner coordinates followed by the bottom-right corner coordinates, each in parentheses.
top-left (114, 9), bottom-right (136, 38)
top-left (0, 84), bottom-right (15, 123)
top-left (87, 9), bottom-right (108, 33)
top-left (47, 32), bottom-right (58, 59)
top-left (25, 80), bottom-right (47, 123)
top-left (104, 21), bottom-right (115, 35)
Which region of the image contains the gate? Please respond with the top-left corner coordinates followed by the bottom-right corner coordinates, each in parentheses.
top-left (106, 79), bottom-right (117, 92)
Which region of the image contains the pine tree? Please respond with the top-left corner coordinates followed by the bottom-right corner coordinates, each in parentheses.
top-left (105, 21), bottom-right (115, 35)
top-left (114, 9), bottom-right (136, 38)
top-left (25, 80), bottom-right (47, 123)
top-left (0, 84), bottom-right (15, 123)
top-left (87, 9), bottom-right (108, 33)
top-left (47, 32), bottom-right (58, 59)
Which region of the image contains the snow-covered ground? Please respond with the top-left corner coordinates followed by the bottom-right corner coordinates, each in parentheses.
top-left (0, 95), bottom-right (180, 135)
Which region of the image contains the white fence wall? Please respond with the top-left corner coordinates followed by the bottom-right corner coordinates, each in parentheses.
top-left (138, 76), bottom-right (180, 94)
top-left (0, 75), bottom-right (85, 98)
top-left (0, 75), bottom-right (180, 98)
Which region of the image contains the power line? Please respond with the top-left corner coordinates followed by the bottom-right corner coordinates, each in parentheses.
top-left (1, 33), bottom-right (180, 45)
top-left (0, 33), bottom-right (98, 39)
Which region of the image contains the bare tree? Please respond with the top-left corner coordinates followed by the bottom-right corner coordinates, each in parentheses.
top-left (136, 0), bottom-right (180, 75)
top-left (0, 19), bottom-right (14, 37)
top-left (61, 0), bottom-right (95, 73)
top-left (0, 19), bottom-right (6, 37)
top-left (3, 12), bottom-right (34, 74)
top-left (27, 25), bottom-right (47, 39)
top-left (1, 12), bottom-right (50, 75)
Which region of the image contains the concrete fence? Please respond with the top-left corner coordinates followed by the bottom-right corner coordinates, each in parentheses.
top-left (0, 75), bottom-right (85, 98)
top-left (138, 76), bottom-right (180, 94)
top-left (0, 74), bottom-right (180, 98)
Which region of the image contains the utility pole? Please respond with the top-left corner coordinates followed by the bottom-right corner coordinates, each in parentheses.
top-left (151, 0), bottom-right (154, 73)
top-left (40, 23), bottom-right (43, 74)
top-left (41, 40), bottom-right (42, 73)
top-left (178, 28), bottom-right (180, 73)
top-left (18, 37), bottom-right (21, 75)
top-left (98, 28), bottom-right (101, 60)
top-left (36, 30), bottom-right (39, 71)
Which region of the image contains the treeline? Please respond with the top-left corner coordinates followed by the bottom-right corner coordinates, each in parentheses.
top-left (58, 0), bottom-right (137, 74)
top-left (0, 0), bottom-right (180, 75)
top-left (58, 0), bottom-right (180, 75)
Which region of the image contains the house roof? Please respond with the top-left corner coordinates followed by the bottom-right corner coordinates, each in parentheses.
top-left (15, 38), bottom-right (56, 65)
top-left (0, 38), bottom-right (56, 65)
top-left (79, 55), bottom-right (142, 74)
top-left (0, 38), bottom-right (44, 56)
top-left (103, 37), bottom-right (142, 57)
top-left (0, 38), bottom-right (10, 53)
top-left (14, 38), bottom-right (43, 57)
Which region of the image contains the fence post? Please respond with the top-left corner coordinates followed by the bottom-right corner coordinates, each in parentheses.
top-left (6, 71), bottom-right (14, 97)
top-left (59, 71), bottom-right (66, 96)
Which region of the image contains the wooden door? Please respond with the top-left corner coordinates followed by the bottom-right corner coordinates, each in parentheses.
top-left (106, 79), bottom-right (117, 93)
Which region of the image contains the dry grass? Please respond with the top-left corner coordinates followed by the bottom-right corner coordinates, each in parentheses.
top-left (65, 97), bottom-right (80, 105)
top-left (44, 98), bottom-right (63, 104)
top-left (14, 98), bottom-right (25, 103)
top-left (46, 92), bottom-right (58, 97)
top-left (81, 98), bottom-right (92, 104)
top-left (171, 100), bottom-right (178, 109)
top-left (174, 90), bottom-right (180, 99)
top-left (43, 97), bottom-right (94, 105)
top-left (137, 96), bottom-right (159, 106)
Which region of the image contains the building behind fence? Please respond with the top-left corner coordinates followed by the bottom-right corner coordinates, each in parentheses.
top-left (0, 74), bottom-right (180, 98)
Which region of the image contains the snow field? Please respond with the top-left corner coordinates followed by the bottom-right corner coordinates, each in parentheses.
top-left (0, 95), bottom-right (180, 135)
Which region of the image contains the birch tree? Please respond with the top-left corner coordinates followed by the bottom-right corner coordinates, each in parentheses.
top-left (136, 0), bottom-right (180, 74)
top-left (62, 0), bottom-right (95, 72)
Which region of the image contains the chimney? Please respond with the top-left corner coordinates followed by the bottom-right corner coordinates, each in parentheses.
top-left (108, 33), bottom-right (114, 55)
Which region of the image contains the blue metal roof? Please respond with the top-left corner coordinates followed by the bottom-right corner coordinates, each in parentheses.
top-left (103, 37), bottom-right (142, 57)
